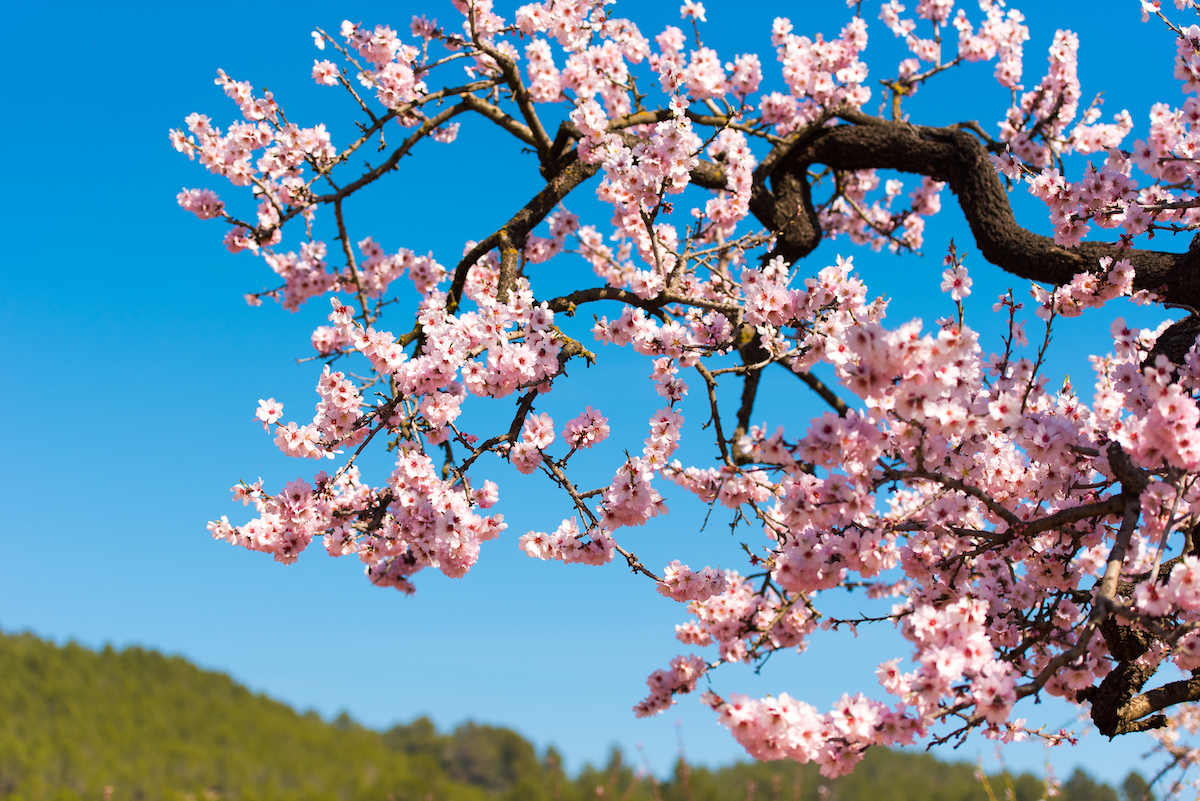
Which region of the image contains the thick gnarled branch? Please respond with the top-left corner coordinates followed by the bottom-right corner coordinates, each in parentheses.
top-left (737, 111), bottom-right (1200, 306)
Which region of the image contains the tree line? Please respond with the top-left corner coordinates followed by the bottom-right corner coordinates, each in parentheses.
top-left (0, 631), bottom-right (1147, 801)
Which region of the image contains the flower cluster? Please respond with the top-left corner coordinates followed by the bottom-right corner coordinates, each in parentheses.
top-left (634, 654), bottom-right (707, 717)
top-left (519, 517), bottom-right (616, 565)
top-left (563, 406), bottom-right (610, 450)
top-left (657, 560), bottom-right (728, 602)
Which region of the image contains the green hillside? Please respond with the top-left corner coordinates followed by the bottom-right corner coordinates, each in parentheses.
top-left (0, 630), bottom-right (1142, 801)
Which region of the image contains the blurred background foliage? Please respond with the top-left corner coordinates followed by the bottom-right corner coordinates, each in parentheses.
top-left (0, 631), bottom-right (1151, 801)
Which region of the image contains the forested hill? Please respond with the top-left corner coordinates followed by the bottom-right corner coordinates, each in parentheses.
top-left (0, 630), bottom-right (1143, 801)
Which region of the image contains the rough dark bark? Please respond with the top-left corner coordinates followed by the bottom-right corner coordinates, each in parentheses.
top-left (1086, 535), bottom-right (1200, 737)
top-left (722, 113), bottom-right (1200, 308)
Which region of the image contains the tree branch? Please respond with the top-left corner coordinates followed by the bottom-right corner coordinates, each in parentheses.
top-left (447, 152), bottom-right (600, 313)
top-left (756, 114), bottom-right (1200, 304)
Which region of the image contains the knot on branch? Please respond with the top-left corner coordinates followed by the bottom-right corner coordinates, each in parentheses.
top-left (1085, 619), bottom-right (1158, 738)
top-left (1087, 653), bottom-right (1181, 738)
top-left (552, 326), bottom-right (596, 366)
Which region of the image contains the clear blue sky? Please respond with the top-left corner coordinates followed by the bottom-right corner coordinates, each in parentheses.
top-left (0, 0), bottom-right (1183, 788)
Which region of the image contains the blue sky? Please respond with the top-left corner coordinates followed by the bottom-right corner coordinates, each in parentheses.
top-left (0, 0), bottom-right (1187, 788)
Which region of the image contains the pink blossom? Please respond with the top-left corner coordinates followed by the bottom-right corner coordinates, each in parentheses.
top-left (312, 60), bottom-right (340, 85)
top-left (940, 265), bottom-right (972, 300)
top-left (177, 188), bottom-right (224, 219)
top-left (255, 398), bottom-right (284, 430)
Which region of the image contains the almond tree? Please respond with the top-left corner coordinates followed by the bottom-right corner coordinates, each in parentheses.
top-left (174, 0), bottom-right (1200, 787)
